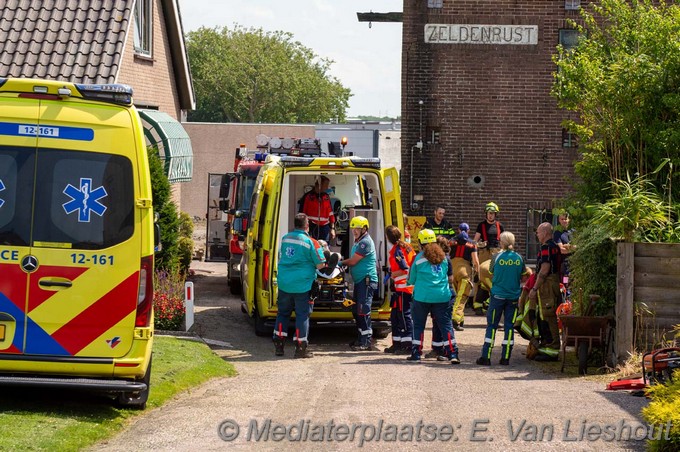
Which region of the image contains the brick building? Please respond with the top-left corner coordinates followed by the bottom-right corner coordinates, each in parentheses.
top-left (401, 0), bottom-right (583, 256)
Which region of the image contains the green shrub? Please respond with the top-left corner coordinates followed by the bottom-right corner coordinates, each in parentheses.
top-left (177, 236), bottom-right (194, 276)
top-left (148, 148), bottom-right (180, 272)
top-left (589, 174), bottom-right (669, 242)
top-left (153, 270), bottom-right (185, 331)
top-left (568, 224), bottom-right (617, 315)
top-left (642, 378), bottom-right (680, 451)
top-left (179, 211), bottom-right (194, 239)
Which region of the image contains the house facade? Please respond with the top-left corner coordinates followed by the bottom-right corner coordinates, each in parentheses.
top-left (0, 0), bottom-right (195, 193)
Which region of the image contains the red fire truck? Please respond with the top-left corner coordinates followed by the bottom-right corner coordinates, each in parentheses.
top-left (213, 143), bottom-right (268, 294)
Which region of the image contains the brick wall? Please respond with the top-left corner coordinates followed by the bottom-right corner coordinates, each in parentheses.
top-left (118, 0), bottom-right (181, 120)
top-left (117, 0), bottom-right (184, 204)
top-left (402, 0), bottom-right (584, 255)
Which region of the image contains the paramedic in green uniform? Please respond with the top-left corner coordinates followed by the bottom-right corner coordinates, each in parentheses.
top-left (273, 213), bottom-right (326, 358)
top-left (341, 216), bottom-right (379, 351)
top-left (476, 231), bottom-right (529, 366)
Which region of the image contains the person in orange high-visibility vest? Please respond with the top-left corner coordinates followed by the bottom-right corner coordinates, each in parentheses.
top-left (299, 176), bottom-right (336, 241)
top-left (383, 225), bottom-right (416, 354)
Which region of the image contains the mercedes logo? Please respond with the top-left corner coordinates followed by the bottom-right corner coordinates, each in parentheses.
top-left (21, 255), bottom-right (39, 273)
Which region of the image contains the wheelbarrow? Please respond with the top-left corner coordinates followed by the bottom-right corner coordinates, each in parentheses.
top-left (559, 315), bottom-right (615, 375)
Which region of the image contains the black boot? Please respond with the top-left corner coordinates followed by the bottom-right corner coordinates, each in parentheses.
top-left (396, 343), bottom-right (412, 355)
top-left (384, 344), bottom-right (399, 353)
top-left (273, 337), bottom-right (284, 356)
top-left (294, 342), bottom-right (314, 358)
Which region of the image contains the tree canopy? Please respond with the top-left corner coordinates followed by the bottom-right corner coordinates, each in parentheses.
top-left (186, 25), bottom-right (351, 124)
top-left (552, 0), bottom-right (680, 206)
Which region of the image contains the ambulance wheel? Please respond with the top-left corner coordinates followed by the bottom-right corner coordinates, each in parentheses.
top-left (577, 342), bottom-right (589, 375)
top-left (116, 356), bottom-right (152, 409)
top-left (254, 309), bottom-right (271, 337)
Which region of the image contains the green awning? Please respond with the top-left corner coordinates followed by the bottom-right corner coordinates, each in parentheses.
top-left (139, 110), bottom-right (193, 183)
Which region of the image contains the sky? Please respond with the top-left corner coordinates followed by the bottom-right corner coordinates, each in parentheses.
top-left (176, 0), bottom-right (403, 118)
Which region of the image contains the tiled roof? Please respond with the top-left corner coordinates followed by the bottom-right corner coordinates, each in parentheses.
top-left (0, 0), bottom-right (132, 84)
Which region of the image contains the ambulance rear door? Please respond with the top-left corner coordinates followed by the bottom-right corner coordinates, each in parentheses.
top-left (380, 167), bottom-right (404, 230)
top-left (0, 90), bottom-right (38, 356)
top-left (23, 98), bottom-right (142, 359)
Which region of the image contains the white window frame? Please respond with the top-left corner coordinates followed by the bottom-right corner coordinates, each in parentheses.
top-left (565, 0), bottom-right (581, 11)
top-left (134, 0), bottom-right (153, 57)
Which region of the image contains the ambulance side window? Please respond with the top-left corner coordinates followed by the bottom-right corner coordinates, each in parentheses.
top-left (32, 149), bottom-right (135, 250)
top-left (0, 147), bottom-right (33, 246)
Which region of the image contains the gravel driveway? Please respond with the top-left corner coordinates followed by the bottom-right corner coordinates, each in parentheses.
top-left (92, 261), bottom-right (652, 451)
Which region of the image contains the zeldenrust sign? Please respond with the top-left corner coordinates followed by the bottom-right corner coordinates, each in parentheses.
top-left (425, 24), bottom-right (538, 45)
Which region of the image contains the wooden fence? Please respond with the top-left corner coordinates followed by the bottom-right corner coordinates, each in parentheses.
top-left (616, 242), bottom-right (680, 362)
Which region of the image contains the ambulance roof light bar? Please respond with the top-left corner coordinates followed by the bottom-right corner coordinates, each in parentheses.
top-left (257, 135), bottom-right (322, 157)
top-left (74, 83), bottom-right (134, 106)
top-left (350, 157), bottom-right (381, 169)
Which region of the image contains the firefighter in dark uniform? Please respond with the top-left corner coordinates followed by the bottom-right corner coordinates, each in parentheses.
top-left (450, 223), bottom-right (480, 331)
top-left (383, 225), bottom-right (416, 354)
top-left (473, 202), bottom-right (505, 263)
top-left (472, 202), bottom-right (504, 315)
top-left (423, 206), bottom-right (456, 241)
top-left (553, 212), bottom-right (575, 289)
top-left (299, 175), bottom-right (336, 241)
top-left (528, 222), bottom-right (562, 361)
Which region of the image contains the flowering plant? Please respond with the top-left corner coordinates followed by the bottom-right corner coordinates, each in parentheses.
top-left (153, 270), bottom-right (185, 331)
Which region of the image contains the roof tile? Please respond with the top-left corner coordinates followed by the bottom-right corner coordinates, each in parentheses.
top-left (0, 0), bottom-right (133, 81)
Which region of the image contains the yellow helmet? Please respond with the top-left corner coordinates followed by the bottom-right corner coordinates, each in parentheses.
top-left (485, 202), bottom-right (500, 213)
top-left (418, 228), bottom-right (436, 244)
top-left (349, 216), bottom-right (369, 229)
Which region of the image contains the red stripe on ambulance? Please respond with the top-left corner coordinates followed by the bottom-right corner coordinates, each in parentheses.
top-left (28, 265), bottom-right (89, 312)
top-left (51, 272), bottom-right (139, 355)
top-left (0, 263), bottom-right (28, 311)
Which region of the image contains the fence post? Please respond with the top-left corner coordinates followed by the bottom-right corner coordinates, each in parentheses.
top-left (184, 281), bottom-right (195, 332)
top-left (616, 242), bottom-right (634, 363)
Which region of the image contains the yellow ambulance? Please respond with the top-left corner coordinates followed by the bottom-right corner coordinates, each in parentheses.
top-left (0, 78), bottom-right (155, 408)
top-left (241, 137), bottom-right (404, 337)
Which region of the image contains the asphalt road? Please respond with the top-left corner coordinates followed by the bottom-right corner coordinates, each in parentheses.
top-left (92, 261), bottom-right (652, 452)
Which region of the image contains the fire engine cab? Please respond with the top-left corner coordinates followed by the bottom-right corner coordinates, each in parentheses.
top-left (208, 142), bottom-right (268, 294)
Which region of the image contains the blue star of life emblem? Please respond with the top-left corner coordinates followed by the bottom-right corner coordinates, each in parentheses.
top-left (0, 178), bottom-right (5, 208)
top-left (285, 246), bottom-right (295, 258)
top-left (62, 177), bottom-right (108, 222)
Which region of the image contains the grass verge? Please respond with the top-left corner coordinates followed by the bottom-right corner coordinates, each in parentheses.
top-left (0, 336), bottom-right (235, 450)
